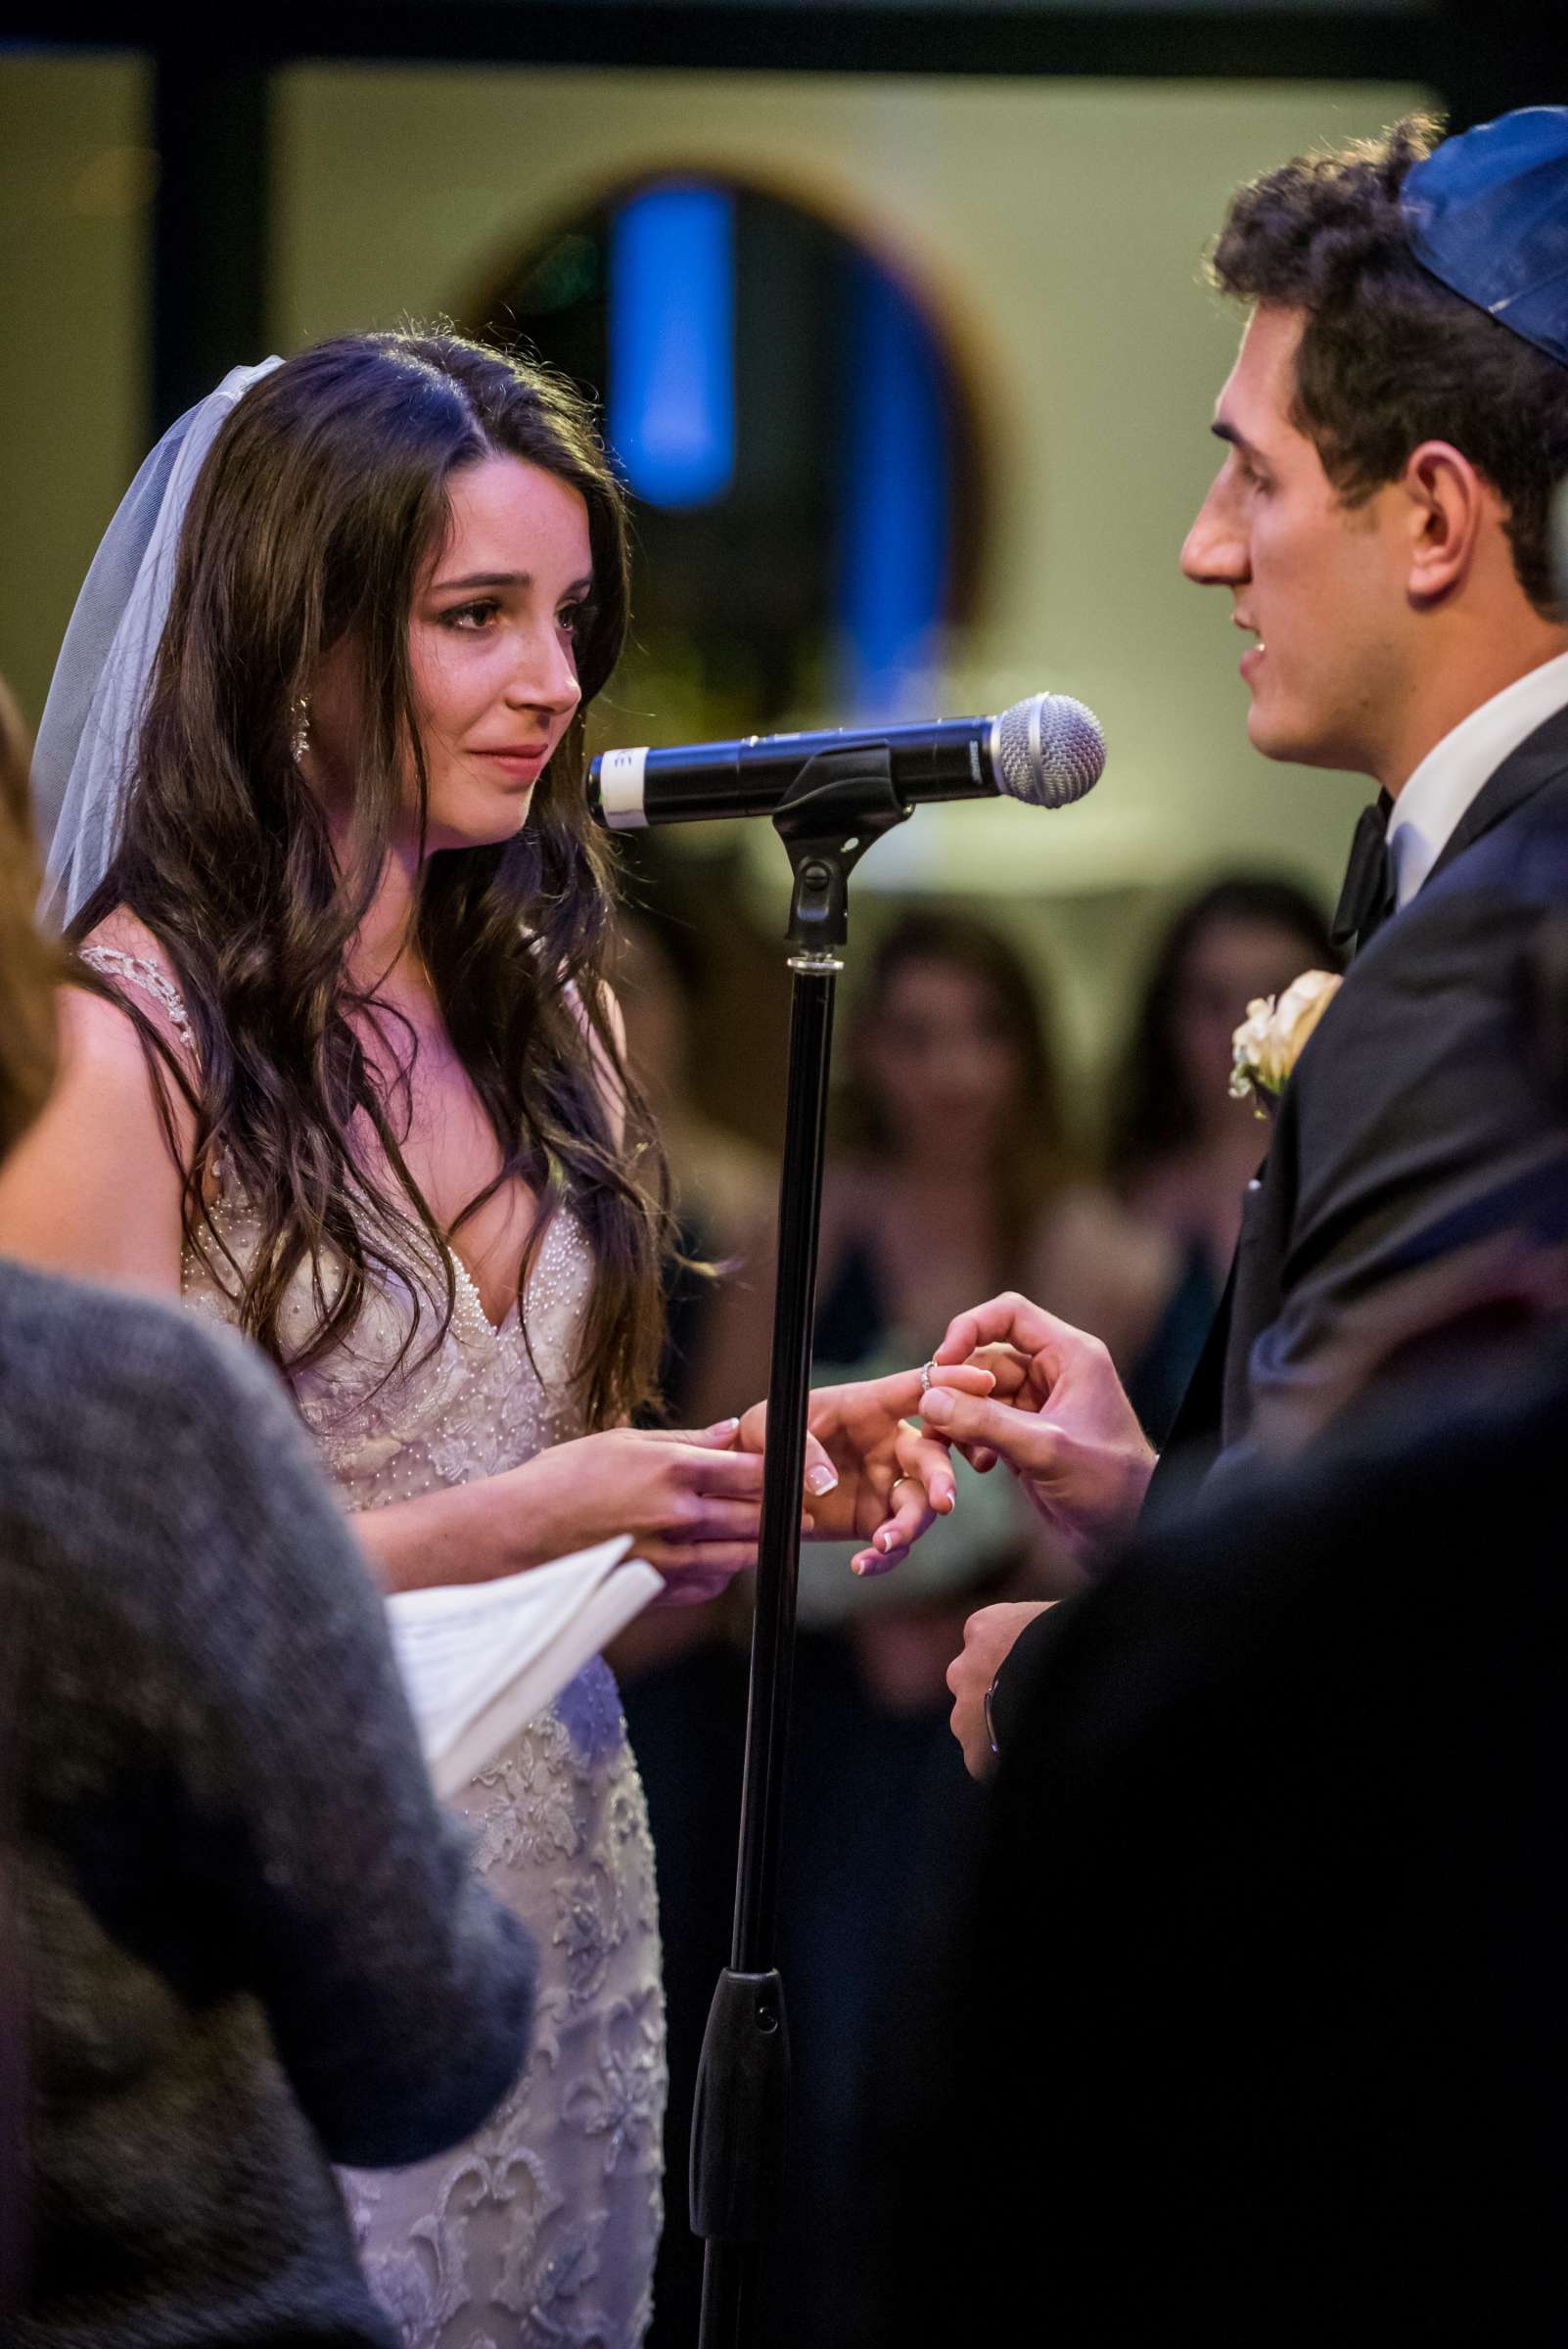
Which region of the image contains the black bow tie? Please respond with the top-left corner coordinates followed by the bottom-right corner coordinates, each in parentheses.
top-left (1331, 794), bottom-right (1396, 962)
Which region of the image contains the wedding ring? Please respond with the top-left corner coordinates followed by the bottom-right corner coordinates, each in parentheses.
top-left (890, 1476), bottom-right (919, 1502)
top-left (920, 1359), bottom-right (938, 1393)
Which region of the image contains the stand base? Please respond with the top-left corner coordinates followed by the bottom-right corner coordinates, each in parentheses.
top-left (690, 1968), bottom-right (790, 2242)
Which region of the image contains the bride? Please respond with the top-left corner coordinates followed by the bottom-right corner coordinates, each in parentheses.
top-left (1, 330), bottom-right (968, 2346)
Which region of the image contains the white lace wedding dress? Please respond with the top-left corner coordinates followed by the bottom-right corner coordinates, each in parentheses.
top-left (83, 946), bottom-right (668, 2349)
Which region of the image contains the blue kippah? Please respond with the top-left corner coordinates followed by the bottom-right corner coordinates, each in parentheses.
top-left (1402, 108), bottom-right (1568, 369)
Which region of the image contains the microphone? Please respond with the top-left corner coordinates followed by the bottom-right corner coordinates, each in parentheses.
top-left (588, 693), bottom-right (1105, 831)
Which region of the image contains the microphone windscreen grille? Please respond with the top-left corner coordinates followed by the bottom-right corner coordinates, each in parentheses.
top-left (997, 694), bottom-right (1106, 808)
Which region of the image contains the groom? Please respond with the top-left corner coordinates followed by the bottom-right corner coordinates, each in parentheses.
top-left (934, 107), bottom-right (1568, 1769)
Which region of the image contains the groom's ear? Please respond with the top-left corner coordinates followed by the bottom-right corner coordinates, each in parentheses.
top-left (1401, 439), bottom-right (1494, 607)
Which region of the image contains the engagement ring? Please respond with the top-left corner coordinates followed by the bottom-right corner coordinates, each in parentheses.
top-left (920, 1359), bottom-right (938, 1392)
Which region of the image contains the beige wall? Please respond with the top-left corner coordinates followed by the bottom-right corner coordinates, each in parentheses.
top-left (0, 51), bottom-right (151, 741)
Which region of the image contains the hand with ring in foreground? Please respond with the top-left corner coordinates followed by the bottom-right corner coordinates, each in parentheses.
top-left (735, 1359), bottom-right (995, 1577)
top-left (921, 1292), bottom-right (1157, 1564)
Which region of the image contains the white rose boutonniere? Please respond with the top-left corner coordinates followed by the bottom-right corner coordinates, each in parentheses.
top-left (1229, 968), bottom-right (1342, 1117)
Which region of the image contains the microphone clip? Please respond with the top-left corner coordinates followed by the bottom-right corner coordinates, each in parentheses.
top-left (772, 744), bottom-right (909, 963)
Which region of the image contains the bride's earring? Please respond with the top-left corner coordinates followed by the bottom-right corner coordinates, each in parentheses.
top-left (290, 696), bottom-right (312, 764)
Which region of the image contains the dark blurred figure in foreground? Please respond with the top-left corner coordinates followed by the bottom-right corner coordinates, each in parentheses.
top-left (0, 668), bottom-right (49, 2334)
top-left (0, 675), bottom-right (535, 2347)
top-left (1110, 875), bottom-right (1335, 1438)
top-left (885, 906), bottom-right (1568, 2341)
top-left (890, 1293), bottom-right (1568, 2339)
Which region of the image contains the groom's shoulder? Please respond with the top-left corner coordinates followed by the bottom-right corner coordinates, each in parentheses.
top-left (1277, 784), bottom-right (1568, 1181)
top-left (1348, 787), bottom-right (1568, 1010)
top-left (1434, 759), bottom-right (1568, 905)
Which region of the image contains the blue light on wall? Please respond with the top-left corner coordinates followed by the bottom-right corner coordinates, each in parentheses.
top-left (837, 256), bottom-right (948, 716)
top-left (609, 182), bottom-right (736, 510)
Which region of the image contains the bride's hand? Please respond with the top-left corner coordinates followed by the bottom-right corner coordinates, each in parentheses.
top-left (514, 1421), bottom-right (780, 1605)
top-left (735, 1361), bottom-right (995, 1577)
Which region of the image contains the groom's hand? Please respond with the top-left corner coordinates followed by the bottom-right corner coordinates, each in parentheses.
top-left (946, 1600), bottom-right (1055, 1779)
top-left (921, 1293), bottom-right (1156, 1563)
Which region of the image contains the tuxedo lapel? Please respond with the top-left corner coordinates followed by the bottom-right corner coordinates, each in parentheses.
top-left (1425, 700), bottom-right (1568, 888)
top-left (1151, 1250), bottom-right (1235, 1483)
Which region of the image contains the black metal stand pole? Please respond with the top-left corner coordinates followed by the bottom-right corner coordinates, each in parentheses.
top-left (690, 748), bottom-right (910, 2349)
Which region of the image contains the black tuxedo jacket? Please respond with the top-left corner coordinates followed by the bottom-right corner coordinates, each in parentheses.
top-left (1171, 700), bottom-right (1568, 1476)
top-left (992, 704), bottom-right (1568, 1741)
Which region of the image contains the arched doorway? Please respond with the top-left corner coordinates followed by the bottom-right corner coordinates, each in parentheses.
top-left (464, 170), bottom-right (991, 740)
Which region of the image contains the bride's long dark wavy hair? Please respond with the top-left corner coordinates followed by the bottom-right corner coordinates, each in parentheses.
top-left (72, 329), bottom-right (669, 1429)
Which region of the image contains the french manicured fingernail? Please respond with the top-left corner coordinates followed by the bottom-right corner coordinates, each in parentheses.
top-left (876, 1528), bottom-right (897, 1552)
top-left (806, 1463), bottom-right (839, 1496)
top-left (937, 1487), bottom-right (956, 1512)
top-left (715, 1416), bottom-right (740, 1434)
top-left (921, 1389), bottom-right (953, 1424)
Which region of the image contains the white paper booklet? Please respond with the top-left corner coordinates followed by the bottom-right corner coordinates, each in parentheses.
top-left (387, 1535), bottom-right (665, 1798)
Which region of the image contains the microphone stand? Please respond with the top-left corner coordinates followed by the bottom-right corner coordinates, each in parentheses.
top-left (690, 746), bottom-right (911, 2349)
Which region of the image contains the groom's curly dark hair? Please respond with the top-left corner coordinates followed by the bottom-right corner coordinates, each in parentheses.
top-left (1210, 113), bottom-right (1568, 620)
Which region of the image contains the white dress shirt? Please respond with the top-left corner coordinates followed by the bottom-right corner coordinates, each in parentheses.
top-left (1387, 647), bottom-right (1568, 907)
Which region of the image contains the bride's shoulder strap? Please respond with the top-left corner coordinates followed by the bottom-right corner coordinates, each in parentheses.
top-left (78, 930), bottom-right (197, 1062)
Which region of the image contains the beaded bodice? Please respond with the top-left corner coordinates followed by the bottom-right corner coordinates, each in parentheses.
top-left (80, 944), bottom-right (594, 1507)
top-left (184, 1197), bottom-right (593, 1517)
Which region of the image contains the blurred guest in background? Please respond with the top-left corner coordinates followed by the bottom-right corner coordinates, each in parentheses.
top-left (1110, 875), bottom-right (1335, 1437)
top-left (614, 904), bottom-right (776, 1431)
top-left (799, 908), bottom-right (1174, 1674)
top-left (606, 906), bottom-right (775, 2349)
top-left (0, 667), bottom-right (537, 2349)
top-left (824, 910), bottom-right (1174, 1409)
top-left (733, 910), bottom-right (1172, 2347)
